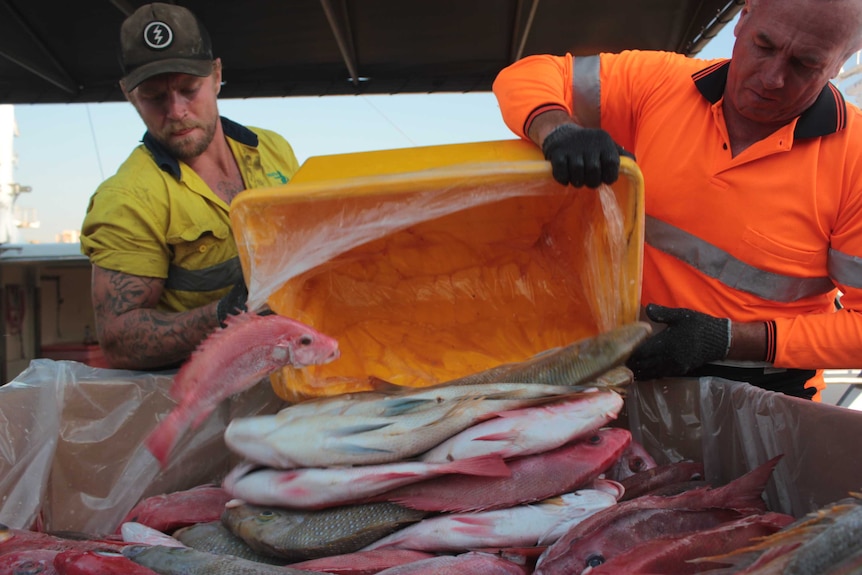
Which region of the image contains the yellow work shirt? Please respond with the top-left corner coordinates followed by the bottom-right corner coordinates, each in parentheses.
top-left (80, 117), bottom-right (299, 312)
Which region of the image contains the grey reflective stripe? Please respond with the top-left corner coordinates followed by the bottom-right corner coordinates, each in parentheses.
top-left (164, 257), bottom-right (243, 292)
top-left (645, 215), bottom-right (835, 303)
top-left (829, 248), bottom-right (862, 290)
top-left (572, 55), bottom-right (601, 128)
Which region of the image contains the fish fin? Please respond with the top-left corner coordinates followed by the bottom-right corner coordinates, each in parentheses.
top-left (714, 454), bottom-right (783, 511)
top-left (439, 454), bottom-right (511, 478)
top-left (336, 443), bottom-right (394, 455)
top-left (331, 421), bottom-right (394, 436)
top-left (388, 495), bottom-right (484, 513)
top-left (144, 407), bottom-right (190, 468)
top-left (380, 398), bottom-right (437, 417)
top-left (451, 515), bottom-right (496, 535)
top-left (471, 430), bottom-right (520, 443)
top-left (367, 376), bottom-right (409, 394)
top-left (169, 312), bottom-right (262, 399)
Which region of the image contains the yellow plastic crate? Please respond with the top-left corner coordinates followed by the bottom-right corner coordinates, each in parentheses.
top-left (230, 139), bottom-right (644, 401)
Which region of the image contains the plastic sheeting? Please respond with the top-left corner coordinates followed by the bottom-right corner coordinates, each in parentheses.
top-left (628, 377), bottom-right (862, 518)
top-left (231, 140), bottom-right (645, 399)
top-left (0, 359), bottom-right (284, 533)
top-left (0, 363), bottom-right (860, 534)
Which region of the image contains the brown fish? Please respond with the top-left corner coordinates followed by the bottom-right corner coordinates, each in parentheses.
top-left (172, 521), bottom-right (286, 565)
top-left (438, 322), bottom-right (650, 388)
top-left (221, 501), bottom-right (427, 562)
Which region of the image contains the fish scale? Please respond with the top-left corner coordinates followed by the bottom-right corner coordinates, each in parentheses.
top-left (221, 501), bottom-right (428, 562)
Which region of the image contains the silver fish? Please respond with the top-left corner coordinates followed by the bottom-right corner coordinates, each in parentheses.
top-left (221, 500), bottom-right (427, 562)
top-left (420, 389), bottom-right (624, 463)
top-left (225, 383), bottom-right (582, 468)
top-left (362, 488), bottom-right (618, 553)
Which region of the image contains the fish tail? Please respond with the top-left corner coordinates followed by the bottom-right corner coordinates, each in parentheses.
top-left (439, 454), bottom-right (511, 478)
top-left (715, 455), bottom-right (783, 511)
top-left (145, 408), bottom-right (190, 468)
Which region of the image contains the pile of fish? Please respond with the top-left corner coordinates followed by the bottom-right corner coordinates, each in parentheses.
top-left (2, 319), bottom-right (860, 573)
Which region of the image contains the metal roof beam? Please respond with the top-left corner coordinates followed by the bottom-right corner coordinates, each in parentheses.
top-left (320, 0), bottom-right (361, 87)
top-left (0, 0), bottom-right (78, 94)
top-left (683, 0), bottom-right (744, 56)
top-left (510, 0), bottom-right (540, 63)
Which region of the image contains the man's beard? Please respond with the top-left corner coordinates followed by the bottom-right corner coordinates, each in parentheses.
top-left (156, 119), bottom-right (217, 160)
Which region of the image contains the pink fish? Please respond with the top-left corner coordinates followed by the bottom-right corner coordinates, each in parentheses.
top-left (0, 549), bottom-right (60, 574)
top-left (116, 484), bottom-right (232, 534)
top-left (586, 512), bottom-right (795, 575)
top-left (287, 549), bottom-right (436, 574)
top-left (373, 427), bottom-right (631, 512)
top-left (420, 390), bottom-right (624, 463)
top-left (0, 525), bottom-right (129, 556)
top-left (145, 312), bottom-right (340, 467)
top-left (604, 438), bottom-right (658, 481)
top-left (619, 460), bottom-right (705, 501)
top-left (223, 453), bottom-right (511, 509)
top-left (373, 551), bottom-right (529, 574)
top-left (362, 489), bottom-right (618, 553)
top-left (533, 455), bottom-right (782, 574)
top-left (53, 549), bottom-right (160, 575)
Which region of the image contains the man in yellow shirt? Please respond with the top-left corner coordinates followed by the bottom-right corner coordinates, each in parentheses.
top-left (81, 3), bottom-right (300, 370)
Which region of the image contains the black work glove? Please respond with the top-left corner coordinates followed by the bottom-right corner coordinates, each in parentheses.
top-left (541, 123), bottom-right (635, 188)
top-left (216, 280), bottom-right (248, 327)
top-left (626, 304), bottom-right (731, 381)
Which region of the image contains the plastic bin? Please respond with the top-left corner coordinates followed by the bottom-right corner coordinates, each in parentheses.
top-left (230, 139), bottom-right (644, 401)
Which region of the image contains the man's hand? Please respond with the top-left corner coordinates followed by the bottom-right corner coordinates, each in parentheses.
top-left (216, 280), bottom-right (248, 327)
top-left (626, 304), bottom-right (731, 380)
top-left (541, 123), bottom-right (633, 188)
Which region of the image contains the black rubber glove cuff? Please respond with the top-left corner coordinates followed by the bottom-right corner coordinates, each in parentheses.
top-left (625, 304), bottom-right (731, 381)
top-left (216, 281), bottom-right (249, 327)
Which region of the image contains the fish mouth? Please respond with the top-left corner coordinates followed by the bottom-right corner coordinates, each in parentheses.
top-left (224, 461), bottom-right (267, 488)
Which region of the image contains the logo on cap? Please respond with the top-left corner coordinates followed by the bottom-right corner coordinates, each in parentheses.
top-left (143, 21), bottom-right (173, 49)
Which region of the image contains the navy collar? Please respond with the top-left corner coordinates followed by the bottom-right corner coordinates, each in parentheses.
top-left (142, 116), bottom-right (259, 179)
top-left (692, 60), bottom-right (847, 139)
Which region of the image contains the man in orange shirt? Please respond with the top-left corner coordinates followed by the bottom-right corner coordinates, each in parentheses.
top-left (493, 0), bottom-right (862, 400)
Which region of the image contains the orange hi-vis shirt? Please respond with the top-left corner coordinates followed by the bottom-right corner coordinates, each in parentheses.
top-left (494, 50), bottom-right (862, 397)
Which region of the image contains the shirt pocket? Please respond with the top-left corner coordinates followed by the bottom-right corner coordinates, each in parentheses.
top-left (166, 211), bottom-right (234, 268)
top-left (741, 227), bottom-right (822, 270)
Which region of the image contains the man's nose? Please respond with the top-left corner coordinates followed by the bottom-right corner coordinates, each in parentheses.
top-left (760, 59), bottom-right (786, 90)
top-left (165, 91), bottom-right (188, 119)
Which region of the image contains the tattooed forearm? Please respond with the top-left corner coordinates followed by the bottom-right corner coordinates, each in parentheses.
top-left (92, 266), bottom-right (222, 370)
top-left (104, 305), bottom-right (220, 369)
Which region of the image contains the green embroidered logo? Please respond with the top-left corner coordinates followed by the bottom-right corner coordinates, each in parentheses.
top-left (267, 170), bottom-right (289, 184)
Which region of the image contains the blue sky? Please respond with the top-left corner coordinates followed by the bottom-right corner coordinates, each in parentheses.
top-left (10, 16), bottom-right (739, 243)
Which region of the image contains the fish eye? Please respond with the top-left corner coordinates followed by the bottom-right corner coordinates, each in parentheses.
top-left (629, 456), bottom-right (647, 472)
top-left (300, 335), bottom-right (313, 346)
top-left (588, 435), bottom-right (601, 444)
top-left (258, 510), bottom-right (275, 521)
top-left (14, 561), bottom-right (47, 575)
top-left (586, 554), bottom-right (605, 568)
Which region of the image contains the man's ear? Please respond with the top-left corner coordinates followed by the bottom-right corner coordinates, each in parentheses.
top-left (120, 81), bottom-right (133, 103)
top-left (213, 58), bottom-right (223, 95)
